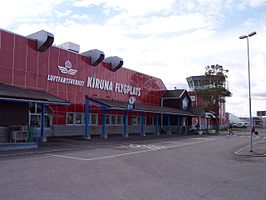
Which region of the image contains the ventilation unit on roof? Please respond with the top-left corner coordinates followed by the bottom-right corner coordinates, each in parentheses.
top-left (103, 56), bottom-right (123, 72)
top-left (81, 49), bottom-right (105, 66)
top-left (57, 42), bottom-right (80, 53)
top-left (27, 30), bottom-right (54, 52)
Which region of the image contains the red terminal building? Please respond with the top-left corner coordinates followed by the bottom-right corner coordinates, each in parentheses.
top-left (0, 28), bottom-right (198, 146)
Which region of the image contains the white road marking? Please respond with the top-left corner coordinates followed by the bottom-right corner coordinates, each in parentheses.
top-left (129, 144), bottom-right (165, 150)
top-left (47, 138), bottom-right (215, 161)
top-left (191, 137), bottom-right (212, 140)
top-left (234, 140), bottom-right (263, 155)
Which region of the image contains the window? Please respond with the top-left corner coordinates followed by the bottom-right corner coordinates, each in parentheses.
top-left (132, 116), bottom-right (141, 125)
top-left (76, 113), bottom-right (83, 124)
top-left (83, 113), bottom-right (98, 125)
top-left (182, 97), bottom-right (189, 110)
top-left (66, 113), bottom-right (82, 125)
top-left (29, 103), bottom-right (52, 128)
top-left (67, 113), bottom-right (98, 125)
top-left (132, 116), bottom-right (146, 125)
top-left (105, 115), bottom-right (110, 125)
top-left (90, 114), bottom-right (97, 125)
top-left (151, 117), bottom-right (156, 125)
top-left (117, 116), bottom-right (122, 125)
top-left (104, 115), bottom-right (123, 125)
top-left (30, 115), bottom-right (41, 127)
top-left (66, 113), bottom-right (74, 125)
top-left (111, 115), bottom-right (116, 124)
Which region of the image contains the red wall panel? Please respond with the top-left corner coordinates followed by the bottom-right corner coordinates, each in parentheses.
top-left (38, 49), bottom-right (49, 75)
top-left (14, 35), bottom-right (27, 72)
top-left (0, 31), bottom-right (14, 68)
top-left (13, 70), bottom-right (26, 86)
top-left (0, 67), bottom-right (12, 84)
top-left (0, 29), bottom-right (167, 126)
top-left (27, 40), bottom-right (38, 74)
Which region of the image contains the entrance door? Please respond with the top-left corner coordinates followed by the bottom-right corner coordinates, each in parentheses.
top-left (29, 103), bottom-right (52, 128)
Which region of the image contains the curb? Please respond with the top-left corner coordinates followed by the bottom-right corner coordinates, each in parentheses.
top-left (234, 140), bottom-right (266, 157)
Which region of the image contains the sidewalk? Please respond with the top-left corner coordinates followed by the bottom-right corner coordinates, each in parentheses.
top-left (0, 133), bottom-right (188, 159)
top-left (235, 136), bottom-right (266, 157)
top-left (1, 132), bottom-right (266, 159)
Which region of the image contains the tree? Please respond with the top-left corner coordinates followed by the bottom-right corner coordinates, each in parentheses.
top-left (196, 64), bottom-right (232, 131)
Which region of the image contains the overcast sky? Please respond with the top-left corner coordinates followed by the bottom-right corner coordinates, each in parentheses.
top-left (1, 0), bottom-right (266, 117)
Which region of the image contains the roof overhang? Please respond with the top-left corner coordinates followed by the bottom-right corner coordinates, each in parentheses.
top-left (0, 83), bottom-right (70, 106)
top-left (0, 97), bottom-right (70, 106)
top-left (86, 97), bottom-right (195, 116)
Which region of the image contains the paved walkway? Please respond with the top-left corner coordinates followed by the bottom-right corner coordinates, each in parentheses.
top-left (1, 131), bottom-right (266, 158)
top-left (0, 134), bottom-right (189, 158)
top-left (234, 135), bottom-right (266, 157)
top-left (223, 128), bottom-right (266, 157)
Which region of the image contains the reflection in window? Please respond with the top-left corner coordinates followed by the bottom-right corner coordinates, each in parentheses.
top-left (67, 113), bottom-right (74, 124)
top-left (76, 113), bottom-right (83, 124)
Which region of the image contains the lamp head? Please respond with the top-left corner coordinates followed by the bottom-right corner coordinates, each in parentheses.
top-left (239, 35), bottom-right (247, 39)
top-left (248, 31), bottom-right (256, 37)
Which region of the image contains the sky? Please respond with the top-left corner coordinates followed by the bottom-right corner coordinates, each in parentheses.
top-left (0, 0), bottom-right (266, 117)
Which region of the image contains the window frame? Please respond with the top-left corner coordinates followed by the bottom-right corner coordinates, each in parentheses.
top-left (66, 112), bottom-right (98, 125)
top-left (29, 103), bottom-right (52, 128)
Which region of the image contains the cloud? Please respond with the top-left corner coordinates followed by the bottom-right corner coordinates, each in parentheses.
top-left (0, 0), bottom-right (66, 27)
top-left (73, 0), bottom-right (175, 16)
top-left (1, 0), bottom-right (266, 117)
top-left (249, 0), bottom-right (266, 7)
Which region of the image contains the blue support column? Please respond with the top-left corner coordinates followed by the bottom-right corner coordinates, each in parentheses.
top-left (198, 117), bottom-right (200, 131)
top-left (156, 113), bottom-right (160, 135)
top-left (123, 111), bottom-right (128, 137)
top-left (176, 115), bottom-right (179, 134)
top-left (102, 111), bottom-right (107, 138)
top-left (141, 112), bottom-right (145, 136)
top-left (34, 125), bottom-right (38, 144)
top-left (40, 104), bottom-right (46, 142)
top-left (177, 116), bottom-right (181, 134)
top-left (180, 116), bottom-right (184, 134)
top-left (84, 97), bottom-right (90, 139)
top-left (167, 114), bottom-right (171, 135)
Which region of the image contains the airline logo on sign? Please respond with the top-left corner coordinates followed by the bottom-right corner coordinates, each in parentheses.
top-left (58, 60), bottom-right (77, 75)
top-left (47, 60), bottom-right (142, 96)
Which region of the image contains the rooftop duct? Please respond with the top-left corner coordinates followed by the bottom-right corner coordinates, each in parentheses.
top-left (27, 30), bottom-right (54, 52)
top-left (57, 42), bottom-right (80, 53)
top-left (82, 49), bottom-right (105, 66)
top-left (103, 56), bottom-right (123, 72)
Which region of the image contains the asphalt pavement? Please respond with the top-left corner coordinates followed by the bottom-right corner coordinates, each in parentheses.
top-left (1, 130), bottom-right (266, 200)
top-left (1, 130), bottom-right (266, 159)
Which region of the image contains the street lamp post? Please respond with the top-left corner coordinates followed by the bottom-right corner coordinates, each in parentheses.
top-left (239, 31), bottom-right (256, 152)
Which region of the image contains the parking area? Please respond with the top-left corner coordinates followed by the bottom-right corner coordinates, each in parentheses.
top-left (45, 136), bottom-right (215, 162)
top-left (0, 133), bottom-right (213, 159)
top-left (1, 132), bottom-right (266, 200)
top-left (1, 129), bottom-right (266, 159)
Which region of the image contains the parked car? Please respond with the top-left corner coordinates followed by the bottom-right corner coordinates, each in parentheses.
top-left (232, 122), bottom-right (248, 128)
